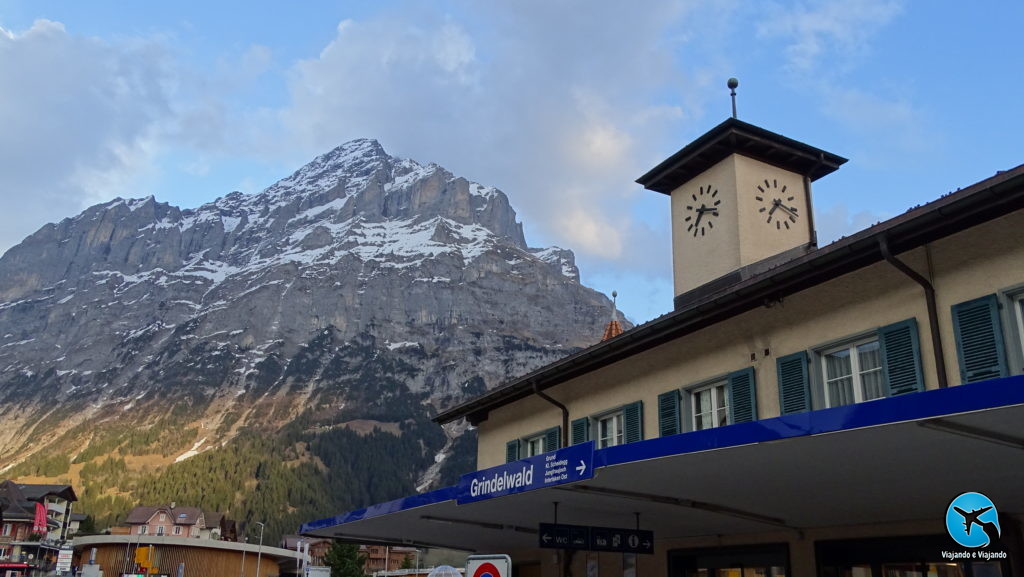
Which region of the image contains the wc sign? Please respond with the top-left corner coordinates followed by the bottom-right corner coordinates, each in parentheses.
top-left (467, 554), bottom-right (512, 577)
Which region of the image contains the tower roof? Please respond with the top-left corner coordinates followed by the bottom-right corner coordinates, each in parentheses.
top-left (601, 290), bottom-right (623, 341)
top-left (601, 320), bottom-right (623, 341)
top-left (636, 117), bottom-right (847, 194)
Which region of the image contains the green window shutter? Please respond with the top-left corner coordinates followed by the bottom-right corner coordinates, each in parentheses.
top-left (570, 417), bottom-right (590, 445)
top-left (505, 439), bottom-right (521, 463)
top-left (543, 427), bottom-right (561, 452)
top-left (727, 367), bottom-right (757, 424)
top-left (657, 390), bottom-right (681, 437)
top-left (952, 294), bottom-right (1007, 384)
top-left (776, 351), bottom-right (810, 415)
top-left (879, 318), bottom-right (925, 396)
top-left (623, 401), bottom-right (644, 443)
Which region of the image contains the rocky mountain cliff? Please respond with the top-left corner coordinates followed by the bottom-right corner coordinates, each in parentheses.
top-left (0, 139), bottom-right (627, 535)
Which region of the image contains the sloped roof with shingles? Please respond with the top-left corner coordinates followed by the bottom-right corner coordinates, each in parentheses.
top-left (16, 483), bottom-right (77, 502)
top-left (601, 320), bottom-right (623, 341)
top-left (124, 505), bottom-right (205, 526)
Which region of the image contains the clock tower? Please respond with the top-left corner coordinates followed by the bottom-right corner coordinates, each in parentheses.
top-left (637, 117), bottom-right (846, 310)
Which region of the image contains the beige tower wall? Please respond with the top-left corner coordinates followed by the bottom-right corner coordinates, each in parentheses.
top-left (734, 155), bottom-right (811, 265)
top-left (671, 155), bottom-right (813, 296)
top-left (670, 156), bottom-right (740, 295)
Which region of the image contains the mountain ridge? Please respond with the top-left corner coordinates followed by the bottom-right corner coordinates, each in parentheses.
top-left (0, 138), bottom-right (627, 537)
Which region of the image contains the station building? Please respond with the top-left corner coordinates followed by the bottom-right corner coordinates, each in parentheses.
top-left (302, 117), bottom-right (1024, 577)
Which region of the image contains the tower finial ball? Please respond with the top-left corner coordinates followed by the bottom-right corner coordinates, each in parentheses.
top-left (727, 78), bottom-right (739, 90)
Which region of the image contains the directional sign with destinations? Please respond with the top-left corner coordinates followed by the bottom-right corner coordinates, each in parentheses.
top-left (539, 523), bottom-right (654, 555)
top-left (457, 441), bottom-right (594, 504)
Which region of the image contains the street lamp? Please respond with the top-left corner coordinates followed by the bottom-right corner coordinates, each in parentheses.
top-left (240, 536), bottom-right (248, 577)
top-left (254, 522), bottom-right (265, 577)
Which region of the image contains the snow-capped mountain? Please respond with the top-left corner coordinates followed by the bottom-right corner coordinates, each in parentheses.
top-left (0, 139), bottom-right (625, 477)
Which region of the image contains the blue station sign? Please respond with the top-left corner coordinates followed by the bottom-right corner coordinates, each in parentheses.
top-left (457, 441), bottom-right (595, 504)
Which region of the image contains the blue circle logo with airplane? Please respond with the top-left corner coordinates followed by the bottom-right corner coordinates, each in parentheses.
top-left (946, 492), bottom-right (1001, 548)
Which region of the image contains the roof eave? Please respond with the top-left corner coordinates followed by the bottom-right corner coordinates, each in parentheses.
top-left (636, 118), bottom-right (848, 195)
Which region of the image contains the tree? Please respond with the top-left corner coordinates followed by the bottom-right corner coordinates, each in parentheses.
top-left (324, 541), bottom-right (366, 577)
top-left (78, 515), bottom-right (97, 535)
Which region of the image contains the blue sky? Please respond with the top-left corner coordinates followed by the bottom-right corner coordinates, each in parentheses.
top-left (1, 1), bottom-right (1022, 324)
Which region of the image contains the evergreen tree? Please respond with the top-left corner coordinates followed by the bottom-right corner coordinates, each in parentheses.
top-left (325, 542), bottom-right (366, 577)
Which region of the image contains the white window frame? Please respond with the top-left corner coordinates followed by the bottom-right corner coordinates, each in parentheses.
top-left (523, 434), bottom-right (545, 457)
top-left (820, 335), bottom-right (885, 408)
top-left (1012, 292), bottom-right (1024, 366)
top-left (138, 526), bottom-right (147, 535)
top-left (688, 379), bottom-right (730, 431)
top-left (158, 513), bottom-right (166, 522)
top-left (595, 411), bottom-right (624, 449)
top-left (173, 526), bottom-right (182, 536)
top-left (1, 523), bottom-right (10, 537)
top-left (157, 526), bottom-right (165, 536)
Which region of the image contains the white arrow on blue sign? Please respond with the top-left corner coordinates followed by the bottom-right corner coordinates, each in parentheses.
top-left (457, 441), bottom-right (595, 504)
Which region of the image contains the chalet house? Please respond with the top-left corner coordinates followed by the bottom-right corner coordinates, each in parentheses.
top-left (0, 480), bottom-right (77, 572)
top-left (121, 503), bottom-right (222, 540)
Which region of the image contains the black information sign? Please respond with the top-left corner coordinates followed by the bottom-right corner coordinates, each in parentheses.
top-left (538, 523), bottom-right (654, 554)
top-left (539, 522), bottom-right (590, 551)
top-left (590, 526), bottom-right (654, 554)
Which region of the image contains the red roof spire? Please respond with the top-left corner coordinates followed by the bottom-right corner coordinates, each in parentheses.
top-left (601, 291), bottom-right (623, 341)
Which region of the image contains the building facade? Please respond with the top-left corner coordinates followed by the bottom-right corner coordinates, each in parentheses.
top-left (301, 118), bottom-right (1024, 577)
top-left (71, 534), bottom-right (306, 577)
top-left (118, 503), bottom-right (226, 540)
top-left (0, 481), bottom-right (77, 574)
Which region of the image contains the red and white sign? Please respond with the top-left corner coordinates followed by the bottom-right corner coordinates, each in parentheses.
top-left (57, 548), bottom-right (73, 572)
top-left (466, 554), bottom-right (511, 577)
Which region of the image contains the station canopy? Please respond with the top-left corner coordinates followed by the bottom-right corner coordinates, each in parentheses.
top-left (301, 376), bottom-right (1024, 552)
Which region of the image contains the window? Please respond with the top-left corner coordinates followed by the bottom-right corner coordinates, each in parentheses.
top-left (159, 513), bottom-right (166, 522)
top-left (659, 369), bottom-right (755, 436)
top-left (157, 526), bottom-right (165, 536)
top-left (173, 526), bottom-right (182, 535)
top-left (1, 523), bottom-right (10, 537)
top-left (821, 338), bottom-right (884, 407)
top-left (596, 411), bottom-right (624, 448)
top-left (690, 381), bottom-right (729, 430)
top-left (571, 401), bottom-right (643, 446)
top-left (1014, 294), bottom-right (1024, 347)
top-left (778, 318), bottom-right (924, 414)
top-left (138, 526), bottom-right (147, 535)
top-left (505, 427), bottom-right (560, 462)
top-left (523, 435), bottom-right (545, 457)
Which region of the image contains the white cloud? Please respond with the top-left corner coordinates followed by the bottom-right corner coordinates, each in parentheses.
top-left (757, 0), bottom-right (904, 74)
top-left (815, 203), bottom-right (890, 245)
top-left (272, 2), bottom-right (697, 279)
top-left (754, 1), bottom-right (926, 171)
top-left (0, 19), bottom-right (172, 253)
top-left (820, 86), bottom-right (937, 166)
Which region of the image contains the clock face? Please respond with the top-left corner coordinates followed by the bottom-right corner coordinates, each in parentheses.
top-left (684, 185), bottom-right (721, 238)
top-left (755, 178), bottom-right (799, 231)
